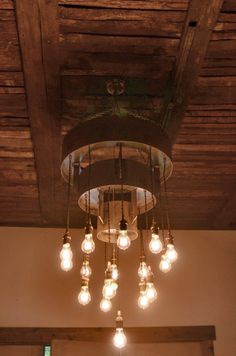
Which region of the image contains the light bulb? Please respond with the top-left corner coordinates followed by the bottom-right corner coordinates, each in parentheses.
top-left (138, 293), bottom-right (150, 309)
top-left (78, 286), bottom-right (91, 305)
top-left (159, 255), bottom-right (172, 273)
top-left (113, 328), bottom-right (127, 349)
top-left (103, 279), bottom-right (116, 299)
top-left (166, 244), bottom-right (178, 262)
top-left (100, 298), bottom-right (112, 312)
top-left (60, 258), bottom-right (73, 272)
top-left (138, 261), bottom-right (149, 279)
top-left (117, 230), bottom-right (131, 250)
top-left (111, 280), bottom-right (118, 291)
top-left (146, 283), bottom-right (157, 302)
top-left (60, 244), bottom-right (73, 260)
top-left (80, 261), bottom-right (92, 278)
top-left (149, 233), bottom-right (163, 254)
top-left (81, 235), bottom-right (95, 254)
top-left (111, 264), bottom-right (119, 281)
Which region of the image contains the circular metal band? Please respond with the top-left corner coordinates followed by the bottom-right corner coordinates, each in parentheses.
top-left (61, 114), bottom-right (172, 162)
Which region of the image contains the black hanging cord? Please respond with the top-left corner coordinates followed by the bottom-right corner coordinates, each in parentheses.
top-left (163, 157), bottom-right (171, 234)
top-left (157, 169), bottom-right (165, 244)
top-left (88, 145), bottom-right (92, 223)
top-left (119, 143), bottom-right (124, 220)
top-left (149, 147), bottom-right (155, 219)
top-left (66, 154), bottom-right (72, 232)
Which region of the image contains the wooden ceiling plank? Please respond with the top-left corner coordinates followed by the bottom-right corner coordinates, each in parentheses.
top-left (160, 0), bottom-right (224, 142)
top-left (15, 0), bottom-right (61, 224)
top-left (58, 0), bottom-right (189, 11)
top-left (214, 192), bottom-right (236, 228)
top-left (0, 326), bottom-right (215, 345)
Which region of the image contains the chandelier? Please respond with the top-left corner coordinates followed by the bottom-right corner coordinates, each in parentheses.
top-left (59, 80), bottom-right (178, 349)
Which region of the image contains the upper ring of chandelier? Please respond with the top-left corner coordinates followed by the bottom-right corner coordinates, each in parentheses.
top-left (59, 80), bottom-right (178, 349)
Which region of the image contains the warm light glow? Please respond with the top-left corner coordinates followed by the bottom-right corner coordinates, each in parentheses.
top-left (138, 293), bottom-right (150, 309)
top-left (149, 233), bottom-right (163, 254)
top-left (159, 255), bottom-right (172, 273)
top-left (117, 230), bottom-right (131, 250)
top-left (80, 261), bottom-right (92, 278)
top-left (81, 235), bottom-right (95, 254)
top-left (78, 286), bottom-right (91, 305)
top-left (100, 298), bottom-right (112, 312)
top-left (166, 243), bottom-right (178, 262)
top-left (138, 261), bottom-right (149, 279)
top-left (111, 263), bottom-right (119, 281)
top-left (113, 328), bottom-right (127, 349)
top-left (111, 280), bottom-right (118, 291)
top-left (60, 258), bottom-right (73, 272)
top-left (146, 283), bottom-right (157, 302)
top-left (60, 244), bottom-right (73, 271)
top-left (103, 279), bottom-right (116, 299)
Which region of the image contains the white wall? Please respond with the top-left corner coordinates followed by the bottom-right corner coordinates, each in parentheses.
top-left (0, 228), bottom-right (235, 356)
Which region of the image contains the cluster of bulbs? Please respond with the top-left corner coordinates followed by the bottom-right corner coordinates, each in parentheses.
top-left (59, 215), bottom-right (177, 349)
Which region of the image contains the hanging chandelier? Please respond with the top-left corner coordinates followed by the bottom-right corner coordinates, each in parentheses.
top-left (59, 80), bottom-right (178, 349)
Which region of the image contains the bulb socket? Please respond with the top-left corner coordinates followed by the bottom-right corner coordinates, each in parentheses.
top-left (81, 277), bottom-right (89, 287)
top-left (119, 218), bottom-right (128, 231)
top-left (62, 230), bottom-right (71, 245)
top-left (84, 222), bottom-right (93, 235)
top-left (165, 233), bottom-right (174, 246)
top-left (115, 310), bottom-right (124, 328)
top-left (151, 222), bottom-right (159, 235)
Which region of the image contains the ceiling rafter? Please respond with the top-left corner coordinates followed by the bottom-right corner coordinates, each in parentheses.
top-left (15, 0), bottom-right (62, 224)
top-left (161, 0), bottom-right (224, 142)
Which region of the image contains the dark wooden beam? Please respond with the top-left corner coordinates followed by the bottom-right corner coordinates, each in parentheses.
top-left (214, 191), bottom-right (236, 228)
top-left (161, 0), bottom-right (224, 142)
top-left (15, 0), bottom-right (61, 224)
top-left (0, 326), bottom-right (216, 345)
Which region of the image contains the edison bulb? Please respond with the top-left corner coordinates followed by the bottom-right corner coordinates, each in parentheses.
top-left (138, 261), bottom-right (149, 279)
top-left (60, 258), bottom-right (73, 272)
top-left (100, 298), bottom-right (112, 312)
top-left (117, 231), bottom-right (131, 250)
top-left (78, 286), bottom-right (91, 305)
top-left (81, 236), bottom-right (95, 254)
top-left (103, 279), bottom-right (116, 299)
top-left (60, 244), bottom-right (73, 260)
top-left (111, 264), bottom-right (119, 281)
top-left (138, 293), bottom-right (150, 309)
top-left (80, 262), bottom-right (92, 278)
top-left (113, 328), bottom-right (127, 349)
top-left (159, 255), bottom-right (172, 273)
top-left (166, 244), bottom-right (178, 262)
top-left (149, 233), bottom-right (163, 254)
top-left (111, 280), bottom-right (118, 291)
top-left (146, 283), bottom-right (157, 302)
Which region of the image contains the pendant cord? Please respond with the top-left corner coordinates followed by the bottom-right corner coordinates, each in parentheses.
top-left (140, 228), bottom-right (145, 258)
top-left (88, 145), bottom-right (92, 223)
top-left (119, 143), bottom-right (124, 219)
top-left (149, 147), bottom-right (155, 217)
top-left (66, 154), bottom-right (72, 232)
top-left (107, 187), bottom-right (111, 260)
top-left (144, 189), bottom-right (149, 233)
top-left (163, 157), bottom-right (171, 233)
top-left (158, 169), bottom-right (165, 244)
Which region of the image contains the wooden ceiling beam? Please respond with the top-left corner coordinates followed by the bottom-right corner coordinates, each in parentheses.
top-left (161, 0), bottom-right (224, 142)
top-left (15, 0), bottom-right (62, 224)
top-left (0, 326), bottom-right (216, 345)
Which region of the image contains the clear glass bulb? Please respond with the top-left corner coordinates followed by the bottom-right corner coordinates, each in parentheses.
top-left (100, 298), bottom-right (112, 312)
top-left (60, 244), bottom-right (73, 260)
top-left (159, 255), bottom-right (172, 273)
top-left (138, 261), bottom-right (149, 279)
top-left (146, 283), bottom-right (157, 303)
top-left (81, 235), bottom-right (95, 254)
top-left (149, 233), bottom-right (163, 254)
top-left (166, 244), bottom-right (178, 262)
top-left (138, 293), bottom-right (150, 309)
top-left (103, 279), bottom-right (116, 299)
top-left (80, 261), bottom-right (92, 278)
top-left (111, 264), bottom-right (119, 281)
top-left (60, 258), bottom-right (73, 272)
top-left (111, 280), bottom-right (118, 291)
top-left (113, 328), bottom-right (127, 349)
top-left (78, 286), bottom-right (91, 305)
top-left (117, 230), bottom-right (131, 250)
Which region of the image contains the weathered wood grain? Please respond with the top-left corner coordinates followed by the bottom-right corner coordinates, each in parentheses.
top-left (161, 0), bottom-right (224, 142)
top-left (15, 0), bottom-right (61, 225)
top-left (0, 326), bottom-right (215, 345)
top-left (59, 0), bottom-right (189, 11)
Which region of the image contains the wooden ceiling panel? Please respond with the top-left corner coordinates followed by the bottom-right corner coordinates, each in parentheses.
top-left (0, 0), bottom-right (41, 225)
